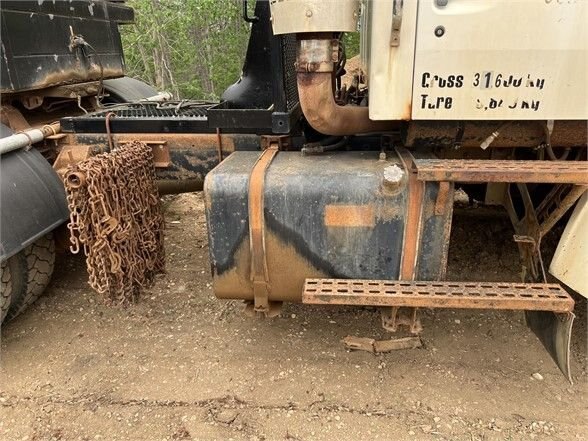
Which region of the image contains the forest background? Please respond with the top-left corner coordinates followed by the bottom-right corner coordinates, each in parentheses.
top-left (122, 0), bottom-right (360, 99)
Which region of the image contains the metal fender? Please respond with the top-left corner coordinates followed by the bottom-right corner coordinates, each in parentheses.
top-left (0, 124), bottom-right (69, 260)
top-left (549, 191), bottom-right (588, 297)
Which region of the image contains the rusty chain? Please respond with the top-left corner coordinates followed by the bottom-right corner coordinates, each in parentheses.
top-left (64, 141), bottom-right (165, 305)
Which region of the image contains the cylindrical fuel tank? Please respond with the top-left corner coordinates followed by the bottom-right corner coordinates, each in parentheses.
top-left (204, 150), bottom-right (453, 303)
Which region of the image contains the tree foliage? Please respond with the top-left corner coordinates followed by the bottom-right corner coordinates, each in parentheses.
top-left (122, 0), bottom-right (250, 100)
top-left (121, 0), bottom-right (361, 100)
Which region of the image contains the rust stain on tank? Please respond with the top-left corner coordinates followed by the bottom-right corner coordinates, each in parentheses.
top-left (376, 204), bottom-right (403, 221)
top-left (213, 230), bottom-right (328, 303)
top-left (324, 204), bottom-right (376, 228)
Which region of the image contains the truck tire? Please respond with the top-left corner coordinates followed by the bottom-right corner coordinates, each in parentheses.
top-left (1, 261), bottom-right (13, 323)
top-left (5, 233), bottom-right (56, 321)
top-left (1, 253), bottom-right (27, 324)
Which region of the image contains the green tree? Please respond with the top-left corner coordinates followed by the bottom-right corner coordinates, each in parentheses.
top-left (121, 0), bottom-right (250, 99)
top-left (121, 1), bottom-right (362, 100)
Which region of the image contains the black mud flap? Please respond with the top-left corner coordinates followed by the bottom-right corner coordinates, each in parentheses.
top-left (526, 311), bottom-right (575, 383)
top-left (1, 147), bottom-right (69, 261)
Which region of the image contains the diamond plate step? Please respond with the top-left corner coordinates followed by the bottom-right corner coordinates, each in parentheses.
top-left (302, 279), bottom-right (574, 313)
top-left (413, 159), bottom-right (588, 184)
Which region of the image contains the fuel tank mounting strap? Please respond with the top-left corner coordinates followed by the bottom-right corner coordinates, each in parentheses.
top-left (395, 147), bottom-right (424, 281)
top-left (248, 145), bottom-right (279, 313)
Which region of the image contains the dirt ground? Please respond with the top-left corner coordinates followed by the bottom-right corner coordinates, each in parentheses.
top-left (1, 192), bottom-right (586, 441)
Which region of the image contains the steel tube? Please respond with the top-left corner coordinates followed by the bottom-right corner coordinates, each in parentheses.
top-left (0, 122), bottom-right (60, 155)
top-left (140, 91), bottom-right (174, 102)
top-left (296, 36), bottom-right (396, 136)
top-left (297, 71), bottom-right (395, 135)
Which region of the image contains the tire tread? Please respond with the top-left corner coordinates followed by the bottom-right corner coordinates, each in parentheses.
top-left (6, 233), bottom-right (55, 321)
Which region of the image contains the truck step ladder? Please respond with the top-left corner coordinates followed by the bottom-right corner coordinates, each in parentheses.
top-left (303, 278), bottom-right (575, 383)
top-left (302, 279), bottom-right (574, 313)
top-left (304, 154), bottom-right (585, 382)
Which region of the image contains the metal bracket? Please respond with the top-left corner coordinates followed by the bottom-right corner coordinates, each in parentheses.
top-left (381, 306), bottom-right (423, 334)
top-left (453, 122), bottom-right (465, 150)
top-left (260, 135), bottom-right (291, 151)
top-left (243, 300), bottom-right (282, 318)
top-left (505, 183), bottom-right (587, 283)
top-left (129, 140), bottom-right (171, 168)
top-left (504, 183), bottom-right (544, 281)
top-left (537, 184), bottom-right (587, 237)
top-left (53, 144), bottom-right (92, 180)
top-left (0, 105), bottom-right (30, 132)
top-left (390, 0), bottom-right (404, 47)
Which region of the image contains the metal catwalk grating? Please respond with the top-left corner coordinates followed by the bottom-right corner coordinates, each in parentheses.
top-left (302, 279), bottom-right (574, 313)
top-left (414, 159), bottom-right (588, 184)
top-left (61, 101), bottom-right (215, 133)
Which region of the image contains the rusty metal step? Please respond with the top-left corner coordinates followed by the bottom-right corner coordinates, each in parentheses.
top-left (302, 279), bottom-right (574, 313)
top-left (413, 159), bottom-right (588, 184)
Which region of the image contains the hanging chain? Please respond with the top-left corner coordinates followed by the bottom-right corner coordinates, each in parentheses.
top-left (64, 141), bottom-right (165, 305)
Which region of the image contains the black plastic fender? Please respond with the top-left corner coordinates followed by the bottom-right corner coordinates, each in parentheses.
top-left (0, 124), bottom-right (69, 260)
top-left (102, 77), bottom-right (158, 103)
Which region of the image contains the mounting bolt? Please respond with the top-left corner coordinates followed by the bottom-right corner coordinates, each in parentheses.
top-left (434, 26), bottom-right (445, 37)
top-left (305, 9), bottom-right (313, 17)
